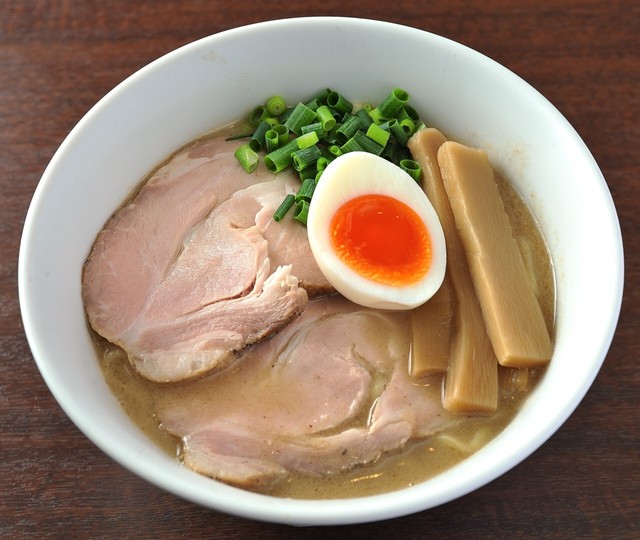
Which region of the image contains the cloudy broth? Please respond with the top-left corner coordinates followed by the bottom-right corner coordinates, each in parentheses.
top-left (91, 131), bottom-right (555, 500)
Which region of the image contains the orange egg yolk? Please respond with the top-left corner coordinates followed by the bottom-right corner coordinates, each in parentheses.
top-left (330, 194), bottom-right (432, 286)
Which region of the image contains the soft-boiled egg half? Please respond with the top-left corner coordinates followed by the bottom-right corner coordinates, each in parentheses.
top-left (307, 151), bottom-right (446, 310)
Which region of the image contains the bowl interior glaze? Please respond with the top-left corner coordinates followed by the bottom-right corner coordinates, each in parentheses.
top-left (18, 17), bottom-right (623, 526)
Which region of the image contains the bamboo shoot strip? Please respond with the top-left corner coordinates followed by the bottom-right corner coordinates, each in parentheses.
top-left (408, 129), bottom-right (498, 411)
top-left (407, 129), bottom-right (453, 376)
top-left (437, 141), bottom-right (552, 368)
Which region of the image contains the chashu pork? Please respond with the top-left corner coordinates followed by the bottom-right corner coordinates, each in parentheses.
top-left (82, 136), bottom-right (331, 383)
top-left (156, 296), bottom-right (455, 489)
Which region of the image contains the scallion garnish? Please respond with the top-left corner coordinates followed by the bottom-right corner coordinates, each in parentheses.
top-left (295, 178), bottom-right (316, 202)
top-left (316, 156), bottom-right (332, 172)
top-left (294, 199), bottom-right (310, 225)
top-left (284, 102), bottom-right (318, 135)
top-left (234, 143), bottom-right (259, 173)
top-left (273, 193), bottom-right (296, 221)
top-left (327, 91), bottom-right (353, 115)
top-left (316, 105), bottom-right (337, 132)
top-left (273, 124), bottom-right (289, 146)
top-left (336, 115), bottom-right (364, 144)
top-left (266, 95), bottom-right (287, 117)
top-left (387, 118), bottom-right (409, 146)
top-left (292, 145), bottom-right (322, 172)
top-left (295, 131), bottom-right (320, 149)
top-left (249, 105), bottom-right (267, 127)
top-left (265, 129), bottom-right (280, 153)
top-left (353, 130), bottom-right (384, 156)
top-left (400, 159), bottom-right (422, 182)
top-left (365, 123), bottom-right (391, 148)
top-left (377, 88), bottom-right (410, 118)
top-left (264, 139), bottom-right (299, 173)
top-left (340, 136), bottom-right (364, 154)
top-left (249, 120), bottom-right (272, 152)
top-left (232, 87), bottom-right (426, 225)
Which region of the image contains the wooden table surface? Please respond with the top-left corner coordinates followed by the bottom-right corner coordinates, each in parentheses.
top-left (2, 1), bottom-right (638, 538)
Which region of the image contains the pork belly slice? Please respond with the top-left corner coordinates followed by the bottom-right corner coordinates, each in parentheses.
top-left (156, 297), bottom-right (454, 489)
top-left (83, 135), bottom-right (332, 382)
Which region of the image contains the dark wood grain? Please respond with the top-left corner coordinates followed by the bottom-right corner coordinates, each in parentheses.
top-left (2, 1), bottom-right (638, 538)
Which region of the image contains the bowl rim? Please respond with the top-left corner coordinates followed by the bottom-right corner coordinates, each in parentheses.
top-left (18, 16), bottom-right (624, 526)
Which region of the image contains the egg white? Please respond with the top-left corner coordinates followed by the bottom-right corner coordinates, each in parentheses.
top-left (307, 151), bottom-right (446, 310)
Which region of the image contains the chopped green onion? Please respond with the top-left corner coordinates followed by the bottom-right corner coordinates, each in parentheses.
top-left (249, 120), bottom-right (272, 152)
top-left (304, 98), bottom-right (321, 111)
top-left (225, 132), bottom-right (253, 142)
top-left (296, 131), bottom-right (320, 149)
top-left (234, 143), bottom-right (259, 173)
top-left (367, 107), bottom-right (386, 125)
top-left (266, 95), bottom-right (287, 117)
top-left (273, 123), bottom-right (289, 146)
top-left (377, 88), bottom-right (410, 118)
top-left (316, 156), bottom-right (332, 172)
top-left (336, 115), bottom-right (363, 143)
top-left (273, 193), bottom-right (296, 221)
top-left (264, 139), bottom-right (299, 173)
top-left (398, 103), bottom-right (421, 123)
top-left (328, 144), bottom-right (343, 157)
top-left (387, 118), bottom-right (409, 145)
top-left (279, 106), bottom-right (294, 123)
top-left (265, 129), bottom-right (280, 153)
top-left (249, 105), bottom-right (267, 127)
top-left (292, 145), bottom-right (322, 171)
top-left (400, 159), bottom-right (422, 182)
top-left (353, 130), bottom-right (384, 155)
top-left (300, 121), bottom-right (325, 139)
top-left (396, 145), bottom-right (412, 163)
top-left (381, 140), bottom-right (400, 163)
top-left (284, 102), bottom-right (317, 135)
top-left (366, 123), bottom-right (391, 148)
top-left (298, 167), bottom-right (317, 181)
top-left (324, 123), bottom-right (341, 145)
top-left (340, 136), bottom-right (364, 154)
top-left (235, 88), bottom-right (427, 226)
top-left (355, 108), bottom-right (374, 130)
top-left (316, 105), bottom-right (337, 132)
top-left (294, 200), bottom-right (310, 225)
top-left (295, 178), bottom-right (316, 202)
top-left (327, 91), bottom-right (353, 115)
top-left (400, 118), bottom-right (416, 136)
top-left (311, 88), bottom-right (331, 104)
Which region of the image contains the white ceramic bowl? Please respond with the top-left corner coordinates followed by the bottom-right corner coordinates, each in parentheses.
top-left (18, 17), bottom-right (623, 526)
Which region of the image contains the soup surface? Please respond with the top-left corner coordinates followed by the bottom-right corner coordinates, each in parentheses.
top-left (89, 127), bottom-right (555, 500)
